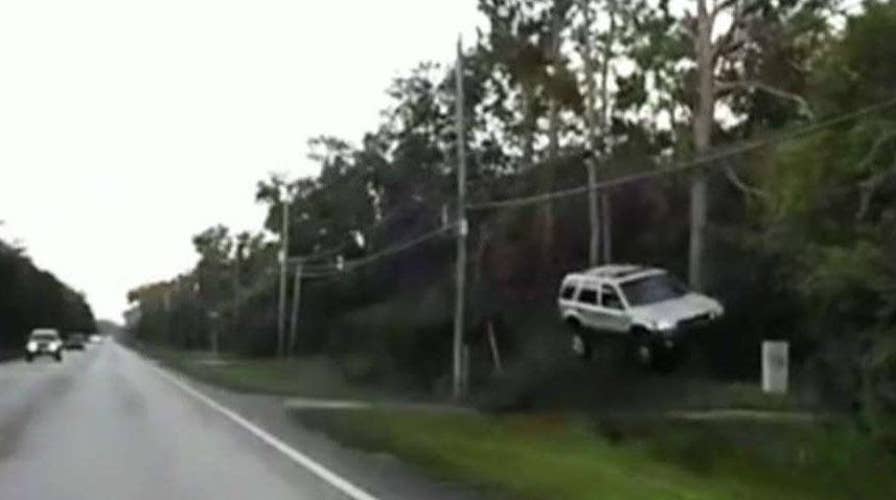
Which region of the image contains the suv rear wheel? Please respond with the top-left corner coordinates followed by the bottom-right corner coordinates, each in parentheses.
top-left (568, 320), bottom-right (592, 360)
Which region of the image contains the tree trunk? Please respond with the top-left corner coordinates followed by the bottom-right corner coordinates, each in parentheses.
top-left (598, 0), bottom-right (616, 264)
top-left (539, 11), bottom-right (564, 270)
top-left (689, 0), bottom-right (714, 291)
top-left (587, 159), bottom-right (600, 266)
top-left (601, 193), bottom-right (612, 262)
top-left (579, 0), bottom-right (601, 267)
top-left (522, 91), bottom-right (535, 169)
top-left (473, 222), bottom-right (491, 285)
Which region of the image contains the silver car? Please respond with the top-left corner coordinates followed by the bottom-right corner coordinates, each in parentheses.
top-left (25, 328), bottom-right (64, 362)
top-left (558, 265), bottom-right (724, 368)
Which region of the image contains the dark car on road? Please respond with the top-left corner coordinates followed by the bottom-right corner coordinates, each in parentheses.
top-left (65, 333), bottom-right (87, 350)
top-left (25, 329), bottom-right (64, 362)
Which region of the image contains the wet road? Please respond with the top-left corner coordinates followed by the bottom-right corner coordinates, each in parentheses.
top-left (0, 341), bottom-right (362, 500)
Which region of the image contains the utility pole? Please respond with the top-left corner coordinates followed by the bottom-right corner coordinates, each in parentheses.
top-left (232, 243), bottom-right (241, 339)
top-left (277, 191), bottom-right (290, 358)
top-left (452, 36), bottom-right (468, 400)
top-left (288, 260), bottom-right (302, 356)
top-left (209, 310), bottom-right (219, 356)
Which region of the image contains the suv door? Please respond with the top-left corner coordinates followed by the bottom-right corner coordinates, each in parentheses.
top-left (593, 285), bottom-right (630, 333)
top-left (572, 285), bottom-right (602, 330)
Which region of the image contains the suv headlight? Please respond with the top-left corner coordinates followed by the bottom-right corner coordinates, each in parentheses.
top-left (49, 341), bottom-right (61, 351)
top-left (654, 319), bottom-right (676, 331)
top-left (26, 341), bottom-right (37, 352)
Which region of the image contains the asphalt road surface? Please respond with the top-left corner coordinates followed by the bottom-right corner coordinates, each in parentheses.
top-left (0, 341), bottom-right (450, 500)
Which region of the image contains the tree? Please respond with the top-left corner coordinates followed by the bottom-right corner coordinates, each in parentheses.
top-left (612, 0), bottom-right (839, 289)
top-left (755, 1), bottom-right (896, 438)
top-left (0, 240), bottom-right (96, 350)
top-left (479, 0), bottom-right (583, 267)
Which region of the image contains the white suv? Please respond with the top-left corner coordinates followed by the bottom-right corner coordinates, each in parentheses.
top-left (25, 328), bottom-right (64, 362)
top-left (558, 265), bottom-right (724, 367)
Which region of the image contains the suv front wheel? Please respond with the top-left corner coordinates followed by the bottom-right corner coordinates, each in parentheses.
top-left (634, 331), bottom-right (654, 368)
top-left (632, 329), bottom-right (681, 371)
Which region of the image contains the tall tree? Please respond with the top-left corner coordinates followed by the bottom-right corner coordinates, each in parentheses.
top-left (755, 1), bottom-right (896, 436)
top-left (480, 0), bottom-right (582, 267)
top-left (624, 0), bottom-right (840, 289)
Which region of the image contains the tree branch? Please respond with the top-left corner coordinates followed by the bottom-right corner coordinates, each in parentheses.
top-left (710, 0), bottom-right (738, 24)
top-left (722, 160), bottom-right (769, 199)
top-left (856, 131), bottom-right (896, 220)
top-left (711, 0), bottom-right (743, 61)
top-left (715, 79), bottom-right (814, 118)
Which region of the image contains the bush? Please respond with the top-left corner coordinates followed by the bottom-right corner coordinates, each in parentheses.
top-left (322, 283), bottom-right (454, 389)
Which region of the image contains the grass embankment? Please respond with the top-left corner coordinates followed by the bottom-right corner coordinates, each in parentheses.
top-left (293, 409), bottom-right (896, 500)
top-left (137, 343), bottom-right (416, 400)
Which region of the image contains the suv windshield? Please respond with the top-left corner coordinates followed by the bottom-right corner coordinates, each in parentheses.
top-left (620, 274), bottom-right (689, 306)
top-left (30, 332), bottom-right (59, 341)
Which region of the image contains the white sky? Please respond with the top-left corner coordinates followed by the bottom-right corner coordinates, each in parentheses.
top-left (0, 0), bottom-right (483, 321)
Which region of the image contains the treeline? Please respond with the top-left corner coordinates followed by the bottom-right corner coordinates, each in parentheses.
top-left (0, 238), bottom-right (97, 351)
top-left (129, 1), bottom-right (896, 436)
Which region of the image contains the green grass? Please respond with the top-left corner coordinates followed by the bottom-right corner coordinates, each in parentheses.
top-left (292, 409), bottom-right (896, 500)
top-left (138, 343), bottom-right (427, 401)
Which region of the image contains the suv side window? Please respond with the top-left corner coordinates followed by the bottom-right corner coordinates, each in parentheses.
top-left (601, 286), bottom-right (624, 310)
top-left (578, 287), bottom-right (599, 305)
top-left (560, 284), bottom-right (576, 300)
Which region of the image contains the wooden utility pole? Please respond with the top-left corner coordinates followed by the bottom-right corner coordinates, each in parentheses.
top-left (452, 36), bottom-right (468, 400)
top-left (232, 245), bottom-right (241, 339)
top-left (288, 261), bottom-right (302, 356)
top-left (689, 0), bottom-right (714, 291)
top-left (277, 193), bottom-right (289, 357)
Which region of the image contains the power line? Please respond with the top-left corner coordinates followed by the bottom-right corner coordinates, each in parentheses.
top-left (467, 96), bottom-right (896, 211)
top-left (229, 200), bottom-right (452, 301)
top-left (287, 196), bottom-right (443, 265)
top-left (301, 224), bottom-right (456, 279)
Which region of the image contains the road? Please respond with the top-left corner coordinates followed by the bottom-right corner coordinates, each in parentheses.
top-left (0, 341), bottom-right (475, 500)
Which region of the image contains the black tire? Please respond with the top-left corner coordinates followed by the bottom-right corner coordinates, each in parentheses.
top-left (567, 320), bottom-right (593, 360)
top-left (632, 329), bottom-right (655, 369)
top-left (25, 355), bottom-right (33, 363)
top-left (54, 352), bottom-right (63, 362)
top-left (652, 345), bottom-right (679, 372)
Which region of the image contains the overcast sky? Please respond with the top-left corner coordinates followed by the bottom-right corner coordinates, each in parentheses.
top-left (0, 0), bottom-right (483, 321)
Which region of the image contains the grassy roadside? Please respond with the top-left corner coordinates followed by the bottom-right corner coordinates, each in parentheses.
top-left (133, 342), bottom-right (420, 400)
top-left (0, 350), bottom-right (20, 362)
top-left (292, 409), bottom-right (896, 500)
top-left (131, 342), bottom-right (895, 498)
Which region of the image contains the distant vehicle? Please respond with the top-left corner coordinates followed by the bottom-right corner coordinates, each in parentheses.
top-left (25, 328), bottom-right (64, 362)
top-left (558, 264), bottom-right (724, 369)
top-left (65, 333), bottom-right (87, 350)
top-left (89, 334), bottom-right (103, 343)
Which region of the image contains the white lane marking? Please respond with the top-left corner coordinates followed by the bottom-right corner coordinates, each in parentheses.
top-left (284, 398), bottom-right (372, 410)
top-left (144, 360), bottom-right (379, 500)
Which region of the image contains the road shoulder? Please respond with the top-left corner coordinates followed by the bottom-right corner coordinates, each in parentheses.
top-left (128, 343), bottom-right (484, 500)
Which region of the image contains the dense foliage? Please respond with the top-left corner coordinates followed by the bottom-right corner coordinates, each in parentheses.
top-left (128, 1), bottom-right (896, 437)
top-left (0, 239), bottom-right (96, 351)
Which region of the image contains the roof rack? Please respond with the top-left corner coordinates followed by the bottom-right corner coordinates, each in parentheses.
top-left (585, 264), bottom-right (644, 279)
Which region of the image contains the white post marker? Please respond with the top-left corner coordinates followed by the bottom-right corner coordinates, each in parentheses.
top-left (761, 340), bottom-right (789, 394)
